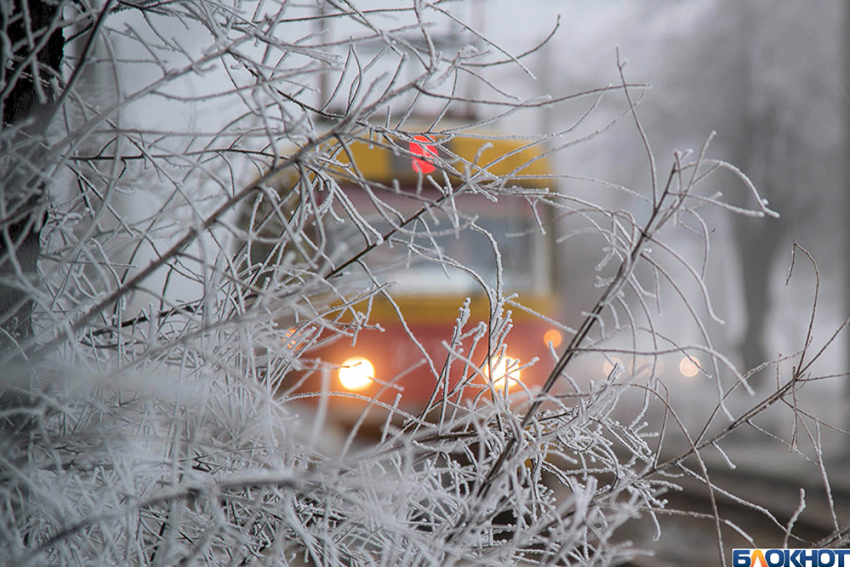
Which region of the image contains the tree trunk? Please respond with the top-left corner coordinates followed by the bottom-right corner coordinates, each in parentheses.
top-left (725, 3), bottom-right (790, 388)
top-left (0, 0), bottom-right (64, 352)
top-left (733, 215), bottom-right (783, 381)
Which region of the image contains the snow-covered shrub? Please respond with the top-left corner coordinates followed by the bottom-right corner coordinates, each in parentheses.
top-left (1, 2), bottom-right (843, 566)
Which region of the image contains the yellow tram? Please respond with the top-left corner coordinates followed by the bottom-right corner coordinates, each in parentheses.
top-left (255, 128), bottom-right (564, 422)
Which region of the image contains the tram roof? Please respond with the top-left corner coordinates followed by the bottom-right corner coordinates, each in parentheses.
top-left (327, 129), bottom-right (556, 189)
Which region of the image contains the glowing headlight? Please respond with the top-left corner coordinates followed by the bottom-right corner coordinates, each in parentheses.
top-left (486, 355), bottom-right (521, 390)
top-left (543, 329), bottom-right (563, 348)
top-left (339, 356), bottom-right (374, 391)
top-left (679, 356), bottom-right (700, 378)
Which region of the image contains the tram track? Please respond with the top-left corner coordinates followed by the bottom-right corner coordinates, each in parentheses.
top-left (618, 466), bottom-right (850, 567)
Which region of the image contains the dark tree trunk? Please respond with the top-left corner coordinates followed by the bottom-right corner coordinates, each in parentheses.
top-left (729, 104), bottom-right (789, 387)
top-left (733, 215), bottom-right (783, 381)
top-left (724, 4), bottom-right (792, 388)
top-left (0, 0), bottom-right (64, 351)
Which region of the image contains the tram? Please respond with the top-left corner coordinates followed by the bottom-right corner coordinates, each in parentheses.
top-left (253, 127), bottom-right (564, 422)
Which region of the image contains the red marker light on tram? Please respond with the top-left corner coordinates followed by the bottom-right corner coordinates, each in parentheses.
top-left (410, 135), bottom-right (436, 174)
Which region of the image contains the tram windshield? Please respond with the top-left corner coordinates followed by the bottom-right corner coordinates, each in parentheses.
top-left (332, 190), bottom-right (545, 295)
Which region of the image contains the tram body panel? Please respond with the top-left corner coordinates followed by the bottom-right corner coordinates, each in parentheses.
top-left (295, 293), bottom-right (561, 413)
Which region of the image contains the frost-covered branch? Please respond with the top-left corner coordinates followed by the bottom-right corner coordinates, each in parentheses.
top-left (1, 2), bottom-right (847, 566)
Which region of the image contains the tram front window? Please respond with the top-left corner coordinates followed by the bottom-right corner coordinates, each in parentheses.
top-left (392, 214), bottom-right (534, 293)
top-left (336, 194), bottom-right (539, 295)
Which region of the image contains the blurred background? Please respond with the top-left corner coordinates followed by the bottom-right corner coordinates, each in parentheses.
top-left (479, 0), bottom-right (848, 440)
top-left (487, 0), bottom-right (846, 379)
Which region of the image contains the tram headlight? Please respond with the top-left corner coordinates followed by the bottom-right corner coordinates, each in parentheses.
top-left (543, 329), bottom-right (563, 348)
top-left (486, 355), bottom-right (522, 390)
top-left (679, 356), bottom-right (700, 378)
top-left (339, 356), bottom-right (375, 391)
